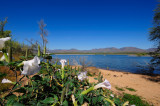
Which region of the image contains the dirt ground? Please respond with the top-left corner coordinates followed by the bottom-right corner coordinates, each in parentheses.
top-left (87, 67), bottom-right (160, 106)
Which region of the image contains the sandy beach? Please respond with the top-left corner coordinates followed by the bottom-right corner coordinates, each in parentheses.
top-left (87, 67), bottom-right (160, 106)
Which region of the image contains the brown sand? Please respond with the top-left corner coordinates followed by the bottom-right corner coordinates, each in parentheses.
top-left (87, 67), bottom-right (160, 106)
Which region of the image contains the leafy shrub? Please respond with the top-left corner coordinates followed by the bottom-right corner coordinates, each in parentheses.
top-left (0, 56), bottom-right (128, 106)
top-left (122, 93), bottom-right (150, 106)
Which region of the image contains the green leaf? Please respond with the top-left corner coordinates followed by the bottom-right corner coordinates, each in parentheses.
top-left (92, 97), bottom-right (97, 104)
top-left (5, 94), bottom-right (17, 105)
top-left (7, 99), bottom-right (16, 106)
top-left (28, 55), bottom-right (33, 58)
top-left (12, 84), bottom-right (22, 90)
top-left (8, 62), bottom-right (16, 66)
top-left (19, 56), bottom-right (26, 61)
top-left (70, 82), bottom-right (74, 87)
top-left (5, 94), bottom-right (17, 100)
top-left (42, 97), bottom-right (54, 104)
top-left (63, 100), bottom-right (68, 106)
top-left (13, 102), bottom-right (25, 106)
top-left (37, 102), bottom-right (42, 106)
top-left (78, 95), bottom-right (84, 105)
top-left (97, 96), bottom-right (103, 102)
top-left (114, 98), bottom-right (121, 105)
top-left (84, 95), bottom-right (91, 102)
top-left (54, 95), bottom-right (58, 101)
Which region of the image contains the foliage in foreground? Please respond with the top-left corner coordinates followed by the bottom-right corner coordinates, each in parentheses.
top-left (0, 58), bottom-right (127, 106)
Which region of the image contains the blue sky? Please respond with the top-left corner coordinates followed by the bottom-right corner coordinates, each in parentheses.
top-left (0, 0), bottom-right (158, 50)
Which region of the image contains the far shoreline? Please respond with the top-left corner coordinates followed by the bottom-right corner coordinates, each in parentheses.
top-left (54, 54), bottom-right (95, 55)
top-left (53, 53), bottom-right (151, 57)
top-left (94, 67), bottom-right (160, 75)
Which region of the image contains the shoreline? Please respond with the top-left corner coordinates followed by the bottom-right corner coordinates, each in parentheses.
top-left (53, 53), bottom-right (150, 56)
top-left (74, 65), bottom-right (160, 75)
top-left (98, 67), bottom-right (160, 75)
top-left (54, 54), bottom-right (95, 55)
top-left (86, 67), bottom-right (160, 105)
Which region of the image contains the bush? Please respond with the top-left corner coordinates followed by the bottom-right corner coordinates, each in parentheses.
top-left (122, 93), bottom-right (150, 106)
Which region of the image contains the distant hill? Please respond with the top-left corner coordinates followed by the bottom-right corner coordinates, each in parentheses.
top-left (49, 47), bottom-right (156, 54)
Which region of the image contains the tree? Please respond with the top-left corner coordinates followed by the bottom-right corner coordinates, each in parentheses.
top-left (38, 19), bottom-right (48, 48)
top-left (149, 2), bottom-right (160, 70)
top-left (0, 17), bottom-right (11, 37)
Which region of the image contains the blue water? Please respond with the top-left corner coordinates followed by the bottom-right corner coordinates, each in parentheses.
top-left (52, 54), bottom-right (160, 74)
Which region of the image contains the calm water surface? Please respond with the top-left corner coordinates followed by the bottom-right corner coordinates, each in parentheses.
top-left (52, 54), bottom-right (160, 74)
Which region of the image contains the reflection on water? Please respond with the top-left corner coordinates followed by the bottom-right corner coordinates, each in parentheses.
top-left (52, 54), bottom-right (160, 74)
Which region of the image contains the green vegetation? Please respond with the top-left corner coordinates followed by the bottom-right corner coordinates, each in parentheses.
top-left (122, 93), bottom-right (150, 106)
top-left (125, 87), bottom-right (136, 92)
top-left (0, 72), bottom-right (6, 78)
top-left (136, 53), bottom-right (149, 57)
top-left (0, 54), bottom-right (127, 105)
top-left (87, 71), bottom-right (95, 77)
top-left (0, 17), bottom-right (11, 37)
top-left (115, 86), bottom-right (125, 91)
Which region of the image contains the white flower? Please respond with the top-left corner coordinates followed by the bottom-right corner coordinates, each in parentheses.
top-left (78, 71), bottom-right (88, 81)
top-left (1, 78), bottom-right (12, 83)
top-left (21, 56), bottom-right (41, 75)
top-left (60, 59), bottom-right (67, 69)
top-left (0, 37), bottom-right (11, 49)
top-left (81, 79), bottom-right (111, 95)
top-left (0, 53), bottom-right (8, 61)
top-left (110, 94), bottom-right (114, 97)
top-left (131, 105), bottom-right (136, 106)
top-left (94, 79), bottom-right (111, 89)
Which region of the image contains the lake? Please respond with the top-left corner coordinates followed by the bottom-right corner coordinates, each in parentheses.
top-left (52, 54), bottom-right (160, 74)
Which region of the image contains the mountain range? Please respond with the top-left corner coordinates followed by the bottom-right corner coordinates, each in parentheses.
top-left (49, 47), bottom-right (156, 53)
